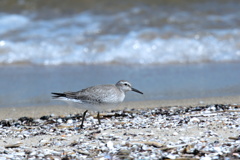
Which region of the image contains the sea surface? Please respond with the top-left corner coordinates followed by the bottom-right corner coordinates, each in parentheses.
top-left (0, 0), bottom-right (240, 108)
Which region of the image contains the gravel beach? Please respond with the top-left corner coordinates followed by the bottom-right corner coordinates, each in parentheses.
top-left (0, 96), bottom-right (240, 159)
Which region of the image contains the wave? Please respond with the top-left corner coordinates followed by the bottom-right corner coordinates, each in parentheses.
top-left (0, 8), bottom-right (240, 65)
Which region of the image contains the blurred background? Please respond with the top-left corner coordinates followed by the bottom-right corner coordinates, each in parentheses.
top-left (0, 0), bottom-right (240, 107)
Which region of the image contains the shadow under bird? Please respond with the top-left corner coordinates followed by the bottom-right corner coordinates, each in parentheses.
top-left (51, 80), bottom-right (143, 128)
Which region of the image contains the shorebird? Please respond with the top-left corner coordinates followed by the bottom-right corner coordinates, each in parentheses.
top-left (52, 80), bottom-right (143, 128)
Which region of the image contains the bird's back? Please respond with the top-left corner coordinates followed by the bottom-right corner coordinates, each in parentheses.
top-left (70, 84), bottom-right (125, 104)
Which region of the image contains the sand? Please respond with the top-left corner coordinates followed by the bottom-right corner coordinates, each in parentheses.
top-left (0, 96), bottom-right (239, 159)
top-left (0, 95), bottom-right (240, 120)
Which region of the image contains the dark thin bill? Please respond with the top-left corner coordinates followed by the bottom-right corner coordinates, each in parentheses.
top-left (131, 88), bottom-right (143, 94)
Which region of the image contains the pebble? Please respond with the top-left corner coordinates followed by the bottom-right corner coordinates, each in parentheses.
top-left (67, 119), bottom-right (73, 124)
top-left (107, 141), bottom-right (114, 150)
top-left (173, 132), bottom-right (179, 136)
top-left (190, 117), bottom-right (200, 123)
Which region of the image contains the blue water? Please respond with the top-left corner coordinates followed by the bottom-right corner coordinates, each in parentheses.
top-left (0, 63), bottom-right (240, 107)
top-left (0, 0), bottom-right (240, 65)
top-left (0, 0), bottom-right (240, 107)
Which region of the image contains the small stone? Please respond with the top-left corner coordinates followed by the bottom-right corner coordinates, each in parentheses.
top-left (107, 141), bottom-right (114, 150)
top-left (57, 118), bottom-right (63, 123)
top-left (173, 132), bottom-right (178, 136)
top-left (67, 119), bottom-right (73, 124)
top-left (190, 117), bottom-right (200, 123)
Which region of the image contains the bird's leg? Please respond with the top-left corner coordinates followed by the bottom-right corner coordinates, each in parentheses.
top-left (97, 111), bottom-right (101, 125)
top-left (80, 110), bottom-right (88, 129)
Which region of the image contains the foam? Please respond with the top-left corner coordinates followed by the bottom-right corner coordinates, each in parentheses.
top-left (0, 11), bottom-right (240, 65)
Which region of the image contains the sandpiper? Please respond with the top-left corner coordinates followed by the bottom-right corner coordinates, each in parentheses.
top-left (52, 80), bottom-right (143, 128)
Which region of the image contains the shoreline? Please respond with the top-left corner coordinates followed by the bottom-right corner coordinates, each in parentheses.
top-left (0, 96), bottom-right (239, 159)
top-left (1, 63), bottom-right (240, 108)
top-left (1, 95), bottom-right (239, 120)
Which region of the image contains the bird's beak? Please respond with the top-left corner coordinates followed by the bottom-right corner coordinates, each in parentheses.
top-left (131, 87), bottom-right (143, 94)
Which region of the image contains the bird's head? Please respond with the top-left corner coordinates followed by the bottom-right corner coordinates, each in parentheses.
top-left (116, 80), bottom-right (143, 94)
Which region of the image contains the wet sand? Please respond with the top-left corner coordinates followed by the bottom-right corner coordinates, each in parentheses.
top-left (0, 95), bottom-right (240, 120)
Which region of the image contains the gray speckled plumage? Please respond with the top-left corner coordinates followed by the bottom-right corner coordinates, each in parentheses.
top-left (52, 80), bottom-right (143, 105)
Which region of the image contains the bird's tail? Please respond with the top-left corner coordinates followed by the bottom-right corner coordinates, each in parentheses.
top-left (51, 92), bottom-right (67, 99)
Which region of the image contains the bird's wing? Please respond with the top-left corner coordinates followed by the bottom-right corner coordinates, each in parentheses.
top-left (74, 85), bottom-right (117, 103)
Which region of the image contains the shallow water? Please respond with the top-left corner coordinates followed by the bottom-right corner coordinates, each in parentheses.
top-left (0, 63), bottom-right (240, 107)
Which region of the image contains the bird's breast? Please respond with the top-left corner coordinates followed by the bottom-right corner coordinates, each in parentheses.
top-left (101, 90), bottom-right (125, 103)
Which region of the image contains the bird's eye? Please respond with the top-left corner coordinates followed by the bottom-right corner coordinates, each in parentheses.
top-left (124, 83), bottom-right (128, 86)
